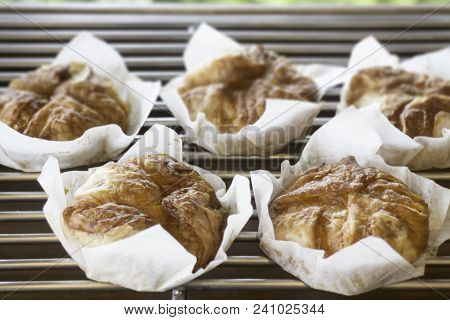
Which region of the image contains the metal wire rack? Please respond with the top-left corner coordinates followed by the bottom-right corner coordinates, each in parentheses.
top-left (0, 4), bottom-right (449, 300)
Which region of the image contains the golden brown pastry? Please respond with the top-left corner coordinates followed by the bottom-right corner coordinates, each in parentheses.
top-left (9, 64), bottom-right (73, 97)
top-left (178, 45), bottom-right (318, 133)
top-left (399, 95), bottom-right (450, 138)
top-left (0, 90), bottom-right (48, 132)
top-left (269, 156), bottom-right (430, 263)
top-left (55, 75), bottom-right (129, 130)
top-left (0, 62), bottom-right (129, 141)
top-left (22, 95), bottom-right (107, 141)
top-left (345, 66), bottom-right (450, 138)
top-left (63, 154), bottom-right (225, 269)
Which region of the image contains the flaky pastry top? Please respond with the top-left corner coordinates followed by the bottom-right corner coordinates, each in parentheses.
top-left (269, 156), bottom-right (430, 263)
top-left (345, 66), bottom-right (450, 138)
top-left (0, 62), bottom-right (129, 141)
top-left (63, 154), bottom-right (225, 270)
top-left (178, 45), bottom-right (318, 133)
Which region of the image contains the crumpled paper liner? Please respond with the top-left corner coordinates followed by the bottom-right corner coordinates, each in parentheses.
top-left (0, 32), bottom-right (161, 172)
top-left (338, 36), bottom-right (450, 170)
top-left (38, 124), bottom-right (253, 292)
top-left (251, 107), bottom-right (450, 295)
top-left (161, 23), bottom-right (345, 155)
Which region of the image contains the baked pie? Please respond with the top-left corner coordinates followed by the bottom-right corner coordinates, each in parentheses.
top-left (62, 154), bottom-right (225, 269)
top-left (345, 66), bottom-right (450, 138)
top-left (178, 45), bottom-right (318, 133)
top-left (0, 62), bottom-right (129, 141)
top-left (269, 156), bottom-right (430, 263)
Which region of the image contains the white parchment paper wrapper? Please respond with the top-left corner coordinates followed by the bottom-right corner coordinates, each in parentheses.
top-left (161, 23), bottom-right (345, 155)
top-left (38, 124), bottom-right (253, 292)
top-left (338, 36), bottom-right (450, 170)
top-left (251, 107), bottom-right (450, 295)
top-left (0, 32), bottom-right (161, 172)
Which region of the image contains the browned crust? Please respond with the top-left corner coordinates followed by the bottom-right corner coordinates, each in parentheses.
top-left (0, 63), bottom-right (129, 141)
top-left (178, 45), bottom-right (318, 133)
top-left (269, 156), bottom-right (430, 263)
top-left (345, 66), bottom-right (450, 138)
top-left (63, 154), bottom-right (225, 270)
top-left (400, 95), bottom-right (450, 138)
top-left (0, 90), bottom-right (49, 132)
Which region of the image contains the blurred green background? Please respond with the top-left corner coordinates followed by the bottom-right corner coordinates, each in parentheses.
top-left (2, 0), bottom-right (446, 4)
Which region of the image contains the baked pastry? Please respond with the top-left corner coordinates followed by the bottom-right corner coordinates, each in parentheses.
top-left (22, 95), bottom-right (109, 141)
top-left (0, 62), bottom-right (129, 141)
top-left (0, 90), bottom-right (48, 133)
top-left (9, 64), bottom-right (73, 97)
top-left (178, 45), bottom-right (318, 133)
top-left (269, 156), bottom-right (430, 263)
top-left (397, 95), bottom-right (450, 138)
top-left (345, 66), bottom-right (450, 138)
top-left (62, 154), bottom-right (225, 269)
